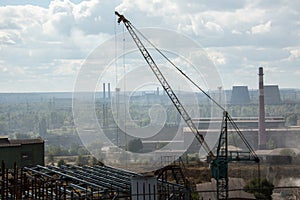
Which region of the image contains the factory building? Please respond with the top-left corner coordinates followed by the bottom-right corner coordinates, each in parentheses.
top-left (0, 136), bottom-right (44, 168)
top-left (184, 116), bottom-right (298, 153)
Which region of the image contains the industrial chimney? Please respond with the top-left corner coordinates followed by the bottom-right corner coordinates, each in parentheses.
top-left (103, 83), bottom-right (106, 100)
top-left (258, 67), bottom-right (266, 149)
top-left (108, 83), bottom-right (111, 99)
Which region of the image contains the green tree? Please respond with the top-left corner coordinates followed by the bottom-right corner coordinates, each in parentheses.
top-left (78, 147), bottom-right (89, 155)
top-left (0, 121), bottom-right (9, 133)
top-left (128, 138), bottom-right (143, 153)
top-left (88, 156), bottom-right (98, 166)
top-left (15, 133), bottom-right (31, 139)
top-left (156, 142), bottom-right (168, 150)
top-left (57, 159), bottom-right (65, 167)
top-left (48, 154), bottom-right (54, 163)
top-left (69, 143), bottom-right (80, 155)
top-left (266, 138), bottom-right (277, 149)
top-left (50, 112), bottom-right (65, 128)
top-left (22, 113), bottom-right (37, 132)
top-left (280, 148), bottom-right (296, 156)
top-left (39, 117), bottom-right (47, 136)
top-left (286, 114), bottom-right (298, 125)
top-left (47, 145), bottom-right (69, 156)
top-left (76, 155), bottom-right (88, 166)
top-left (228, 133), bottom-right (243, 147)
top-left (244, 178), bottom-right (274, 200)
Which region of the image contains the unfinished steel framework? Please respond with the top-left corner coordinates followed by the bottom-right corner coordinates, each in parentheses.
top-left (0, 161), bottom-right (189, 199)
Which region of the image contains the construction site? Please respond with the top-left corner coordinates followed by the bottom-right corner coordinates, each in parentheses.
top-left (1, 11), bottom-right (300, 200)
top-left (0, 160), bottom-right (190, 199)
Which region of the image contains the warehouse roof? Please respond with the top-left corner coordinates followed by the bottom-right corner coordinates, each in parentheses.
top-left (0, 136), bottom-right (44, 147)
top-left (24, 164), bottom-right (187, 199)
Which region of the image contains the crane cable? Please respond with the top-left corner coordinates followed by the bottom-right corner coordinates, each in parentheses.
top-left (130, 23), bottom-right (226, 112)
top-left (122, 24), bottom-right (128, 154)
top-left (130, 23), bottom-right (261, 160)
top-left (114, 13), bottom-right (120, 147)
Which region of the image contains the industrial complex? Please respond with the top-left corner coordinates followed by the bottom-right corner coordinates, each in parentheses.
top-left (1, 161), bottom-right (189, 199)
top-left (1, 71), bottom-right (300, 199)
top-left (1, 12), bottom-right (300, 200)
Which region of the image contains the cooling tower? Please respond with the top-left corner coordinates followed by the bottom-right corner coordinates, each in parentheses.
top-left (231, 86), bottom-right (250, 104)
top-left (264, 85), bottom-right (281, 104)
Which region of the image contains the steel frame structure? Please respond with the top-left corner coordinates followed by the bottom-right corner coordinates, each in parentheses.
top-left (0, 161), bottom-right (188, 199)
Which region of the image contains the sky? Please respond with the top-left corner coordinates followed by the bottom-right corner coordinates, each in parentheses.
top-left (0, 0), bottom-right (299, 92)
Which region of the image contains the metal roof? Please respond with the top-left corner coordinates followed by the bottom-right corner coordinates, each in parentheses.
top-left (24, 164), bottom-right (187, 199)
top-left (0, 137), bottom-right (44, 147)
top-left (9, 138), bottom-right (44, 144)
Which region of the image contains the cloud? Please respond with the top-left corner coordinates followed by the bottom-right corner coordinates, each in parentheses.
top-left (288, 48), bottom-right (300, 60)
top-left (206, 51), bottom-right (226, 65)
top-left (0, 0), bottom-right (121, 91)
top-left (251, 21), bottom-right (272, 34)
top-left (205, 21), bottom-right (224, 33)
top-left (53, 59), bottom-right (82, 75)
top-left (0, 32), bottom-right (18, 45)
top-left (0, 0), bottom-right (299, 91)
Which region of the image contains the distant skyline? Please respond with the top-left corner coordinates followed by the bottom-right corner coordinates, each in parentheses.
top-left (0, 0), bottom-right (299, 92)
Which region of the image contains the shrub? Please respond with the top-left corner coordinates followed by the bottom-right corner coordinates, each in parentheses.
top-left (244, 178), bottom-right (274, 200)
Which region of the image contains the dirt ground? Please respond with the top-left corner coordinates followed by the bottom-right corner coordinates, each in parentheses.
top-left (183, 161), bottom-right (300, 190)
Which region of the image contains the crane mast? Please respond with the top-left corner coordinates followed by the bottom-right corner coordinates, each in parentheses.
top-left (115, 11), bottom-right (259, 200)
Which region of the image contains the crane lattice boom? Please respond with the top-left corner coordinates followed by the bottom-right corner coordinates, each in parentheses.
top-left (115, 11), bottom-right (214, 158)
top-left (115, 11), bottom-right (260, 200)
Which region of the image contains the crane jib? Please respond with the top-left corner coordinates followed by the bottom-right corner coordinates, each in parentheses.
top-left (115, 11), bottom-right (214, 157)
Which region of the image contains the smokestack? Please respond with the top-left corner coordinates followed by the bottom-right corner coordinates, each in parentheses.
top-left (108, 83), bottom-right (111, 99)
top-left (103, 83), bottom-right (107, 127)
top-left (103, 83), bottom-right (106, 100)
top-left (258, 67), bottom-right (266, 149)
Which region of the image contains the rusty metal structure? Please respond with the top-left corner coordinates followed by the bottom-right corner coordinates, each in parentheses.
top-left (0, 161), bottom-right (189, 199)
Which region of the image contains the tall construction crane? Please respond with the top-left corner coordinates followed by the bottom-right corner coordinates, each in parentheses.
top-left (115, 11), bottom-right (260, 200)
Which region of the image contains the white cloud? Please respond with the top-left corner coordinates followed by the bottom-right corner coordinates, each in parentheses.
top-left (207, 51), bottom-right (226, 65)
top-left (0, 0), bottom-right (299, 91)
top-left (0, 0), bottom-right (121, 91)
top-left (12, 67), bottom-right (26, 75)
top-left (205, 21), bottom-right (224, 33)
top-left (0, 61), bottom-right (7, 72)
top-left (232, 30), bottom-right (242, 35)
top-left (288, 49), bottom-right (300, 60)
top-left (0, 32), bottom-right (18, 45)
top-left (251, 21), bottom-right (272, 34)
top-left (0, 64), bottom-right (26, 76)
top-left (53, 59), bottom-right (82, 75)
